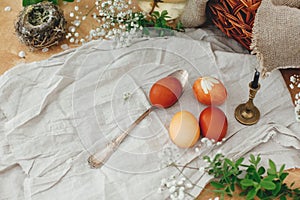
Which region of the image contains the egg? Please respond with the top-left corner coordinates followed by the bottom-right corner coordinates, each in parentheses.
top-left (199, 106), bottom-right (228, 142)
top-left (169, 111), bottom-right (200, 148)
top-left (193, 76), bottom-right (227, 106)
top-left (150, 76), bottom-right (183, 108)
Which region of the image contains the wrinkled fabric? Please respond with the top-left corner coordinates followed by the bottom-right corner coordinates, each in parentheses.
top-left (0, 28), bottom-right (299, 200)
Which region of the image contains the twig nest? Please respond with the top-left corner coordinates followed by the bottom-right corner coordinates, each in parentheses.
top-left (15, 2), bottom-right (66, 49)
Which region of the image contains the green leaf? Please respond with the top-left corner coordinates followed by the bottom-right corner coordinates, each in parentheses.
top-left (50, 0), bottom-right (58, 4)
top-left (280, 196), bottom-right (287, 200)
top-left (260, 180), bottom-right (276, 190)
top-left (264, 174), bottom-right (277, 181)
top-left (241, 179), bottom-right (255, 187)
top-left (279, 172), bottom-right (289, 182)
top-left (279, 164), bottom-right (286, 175)
top-left (269, 159), bottom-right (277, 174)
top-left (210, 181), bottom-right (225, 189)
top-left (160, 10), bottom-right (168, 17)
top-left (151, 11), bottom-right (160, 19)
top-left (258, 166), bottom-right (266, 175)
top-left (246, 188), bottom-right (257, 200)
top-left (23, 0), bottom-right (43, 6)
top-left (235, 157), bottom-right (244, 167)
top-left (203, 156), bottom-right (210, 162)
top-left (225, 158), bottom-right (235, 167)
top-left (272, 181), bottom-right (281, 196)
top-left (267, 168), bottom-right (276, 175)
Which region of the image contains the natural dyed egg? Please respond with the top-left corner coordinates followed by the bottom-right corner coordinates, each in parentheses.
top-left (193, 76), bottom-right (227, 106)
top-left (149, 76), bottom-right (182, 108)
top-left (169, 111), bottom-right (200, 148)
top-left (199, 106), bottom-right (228, 142)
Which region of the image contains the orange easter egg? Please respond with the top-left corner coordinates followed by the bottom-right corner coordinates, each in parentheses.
top-left (199, 106), bottom-right (228, 142)
top-left (150, 76), bottom-right (182, 108)
top-left (193, 77), bottom-right (227, 106)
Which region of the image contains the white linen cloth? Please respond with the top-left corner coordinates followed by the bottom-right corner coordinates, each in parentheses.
top-left (0, 28), bottom-right (299, 200)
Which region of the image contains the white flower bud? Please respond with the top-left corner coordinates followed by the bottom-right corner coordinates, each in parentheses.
top-left (169, 186), bottom-right (176, 194)
top-left (4, 6), bottom-right (11, 12)
top-left (178, 191), bottom-right (185, 200)
top-left (42, 48), bottom-right (49, 53)
top-left (185, 182), bottom-right (193, 189)
top-left (18, 51), bottom-right (26, 58)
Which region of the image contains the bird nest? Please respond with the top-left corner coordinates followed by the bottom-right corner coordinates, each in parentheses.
top-left (15, 2), bottom-right (66, 49)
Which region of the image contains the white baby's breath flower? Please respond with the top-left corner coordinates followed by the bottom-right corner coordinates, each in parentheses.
top-left (18, 51), bottom-right (26, 58)
top-left (199, 167), bottom-right (205, 173)
top-left (185, 182), bottom-right (193, 189)
top-left (4, 6), bottom-right (11, 12)
top-left (169, 186), bottom-right (176, 193)
top-left (60, 44), bottom-right (69, 50)
top-left (42, 48), bottom-right (49, 53)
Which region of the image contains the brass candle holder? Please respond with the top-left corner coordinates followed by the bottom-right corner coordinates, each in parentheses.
top-left (235, 82), bottom-right (261, 125)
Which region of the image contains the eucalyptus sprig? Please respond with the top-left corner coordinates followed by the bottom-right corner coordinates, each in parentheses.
top-left (22, 0), bottom-right (74, 7)
top-left (204, 154), bottom-right (300, 200)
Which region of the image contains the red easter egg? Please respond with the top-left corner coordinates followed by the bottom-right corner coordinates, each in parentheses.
top-left (149, 76), bottom-right (183, 108)
top-left (199, 106), bottom-right (228, 141)
top-left (193, 77), bottom-right (227, 106)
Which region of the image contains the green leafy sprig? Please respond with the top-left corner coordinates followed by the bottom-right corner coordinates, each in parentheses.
top-left (23, 0), bottom-right (74, 7)
top-left (125, 10), bottom-right (184, 37)
top-left (204, 154), bottom-right (300, 200)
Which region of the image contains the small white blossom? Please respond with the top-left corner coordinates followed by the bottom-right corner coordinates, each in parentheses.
top-left (199, 167), bottom-right (205, 173)
top-left (60, 44), bottom-right (69, 50)
top-left (216, 141), bottom-right (222, 146)
top-left (185, 182), bottom-right (193, 189)
top-left (157, 187), bottom-right (163, 194)
top-left (42, 48), bottom-right (49, 53)
top-left (206, 140), bottom-right (213, 147)
top-left (201, 137), bottom-right (208, 143)
top-left (169, 186), bottom-right (176, 193)
top-left (4, 6), bottom-right (11, 12)
top-left (18, 51), bottom-right (26, 58)
top-left (177, 191), bottom-right (185, 200)
top-left (176, 180), bottom-right (183, 186)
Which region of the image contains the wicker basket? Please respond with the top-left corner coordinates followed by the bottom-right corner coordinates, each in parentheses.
top-left (207, 0), bottom-right (262, 50)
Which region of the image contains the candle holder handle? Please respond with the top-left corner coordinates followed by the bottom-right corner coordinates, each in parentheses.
top-left (235, 82), bottom-right (261, 125)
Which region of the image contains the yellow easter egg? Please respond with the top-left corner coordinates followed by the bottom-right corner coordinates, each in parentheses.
top-left (169, 111), bottom-right (200, 148)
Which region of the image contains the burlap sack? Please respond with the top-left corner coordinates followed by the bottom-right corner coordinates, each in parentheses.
top-left (272, 0), bottom-right (300, 8)
top-left (179, 0), bottom-right (208, 27)
top-left (251, 0), bottom-right (300, 76)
